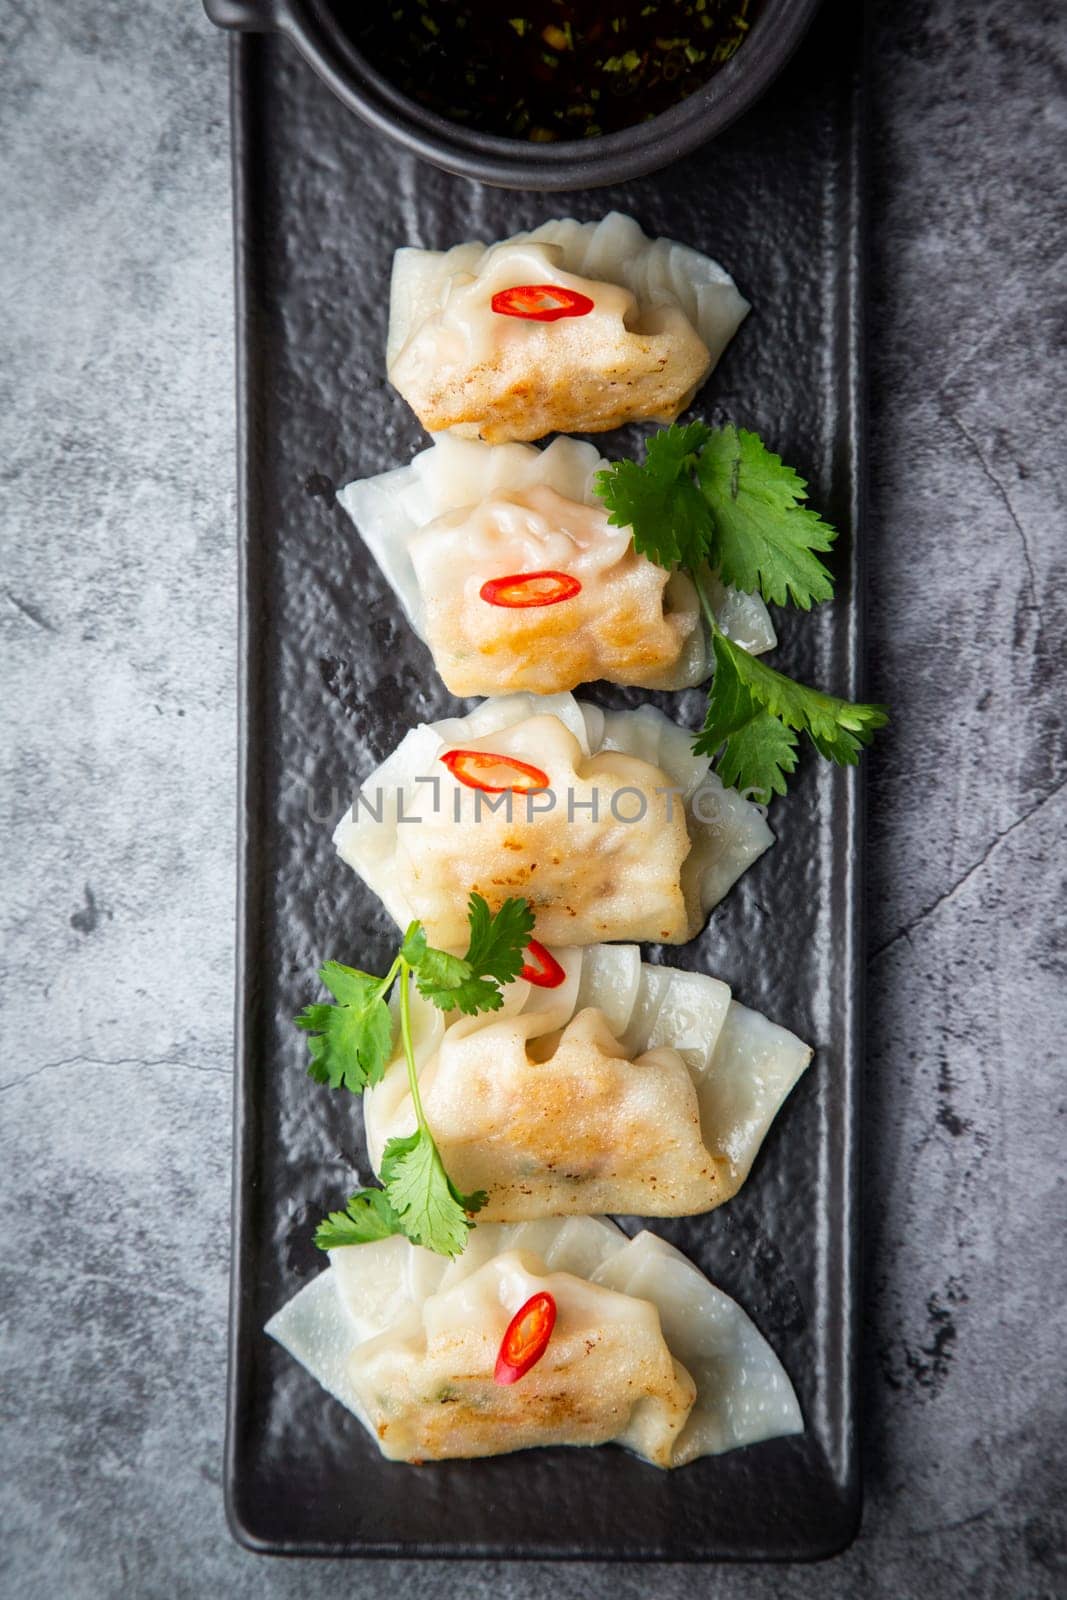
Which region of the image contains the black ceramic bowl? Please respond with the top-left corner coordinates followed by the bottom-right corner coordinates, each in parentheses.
top-left (204, 0), bottom-right (823, 190)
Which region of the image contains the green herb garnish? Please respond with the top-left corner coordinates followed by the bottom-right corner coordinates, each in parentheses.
top-left (297, 892), bottom-right (535, 1257)
top-left (596, 422), bottom-right (888, 800)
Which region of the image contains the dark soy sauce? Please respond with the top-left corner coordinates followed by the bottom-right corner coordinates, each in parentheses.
top-left (340, 0), bottom-right (760, 141)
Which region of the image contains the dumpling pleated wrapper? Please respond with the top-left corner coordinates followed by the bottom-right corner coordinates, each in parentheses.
top-left (333, 692), bottom-right (773, 947)
top-left (364, 943), bottom-right (812, 1220)
top-left (387, 212), bottom-right (749, 442)
top-left (265, 1219), bottom-right (803, 1467)
top-left (337, 435), bottom-right (776, 696)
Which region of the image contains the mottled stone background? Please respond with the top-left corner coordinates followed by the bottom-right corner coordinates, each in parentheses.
top-left (1, 0), bottom-right (1065, 1595)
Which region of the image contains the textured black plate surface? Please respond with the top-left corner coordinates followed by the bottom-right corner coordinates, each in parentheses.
top-left (226, 0), bottom-right (865, 1561)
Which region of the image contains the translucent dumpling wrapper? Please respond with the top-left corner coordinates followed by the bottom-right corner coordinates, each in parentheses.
top-left (364, 943), bottom-right (812, 1220)
top-left (337, 435), bottom-right (776, 696)
top-left (387, 212), bottom-right (750, 442)
top-left (266, 1219), bottom-right (803, 1467)
top-left (333, 693), bottom-right (773, 947)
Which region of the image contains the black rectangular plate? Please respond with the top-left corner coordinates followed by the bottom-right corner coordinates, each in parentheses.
top-left (226, 0), bottom-right (864, 1562)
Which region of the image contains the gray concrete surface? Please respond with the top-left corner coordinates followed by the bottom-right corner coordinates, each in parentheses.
top-left (1, 0), bottom-right (1065, 1595)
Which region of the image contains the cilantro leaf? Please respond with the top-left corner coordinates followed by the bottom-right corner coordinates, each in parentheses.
top-left (696, 631), bottom-right (888, 790)
top-left (294, 962), bottom-right (393, 1092)
top-left (645, 419), bottom-right (713, 474)
top-left (596, 421), bottom-right (714, 571)
top-left (715, 711), bottom-right (800, 801)
top-left (314, 1188), bottom-right (404, 1250)
top-left (462, 892), bottom-right (535, 986)
top-left (380, 1129), bottom-right (487, 1258)
top-left (414, 945), bottom-right (472, 995)
top-left (413, 946), bottom-right (502, 1015)
top-left (594, 421), bottom-right (838, 609)
top-left (710, 704), bottom-right (799, 796)
top-left (424, 973), bottom-right (504, 1017)
top-left (414, 893), bottom-right (535, 1015)
top-left (697, 425), bottom-right (837, 609)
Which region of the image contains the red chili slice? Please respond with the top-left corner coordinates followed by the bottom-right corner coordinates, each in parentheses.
top-left (490, 284), bottom-right (596, 322)
top-left (520, 939), bottom-right (566, 989)
top-left (494, 1291), bottom-right (557, 1385)
top-left (480, 570), bottom-right (582, 609)
top-left (440, 749), bottom-right (550, 793)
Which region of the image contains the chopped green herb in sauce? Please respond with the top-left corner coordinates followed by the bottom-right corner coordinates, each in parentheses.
top-left (340, 0), bottom-right (759, 141)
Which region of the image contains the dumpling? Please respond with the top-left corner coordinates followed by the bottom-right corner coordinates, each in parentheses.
top-left (387, 212), bottom-right (749, 442)
top-left (364, 943), bottom-right (812, 1220)
top-left (333, 693), bottom-right (773, 947)
top-left (266, 1218), bottom-right (803, 1467)
top-left (337, 434), bottom-right (776, 696)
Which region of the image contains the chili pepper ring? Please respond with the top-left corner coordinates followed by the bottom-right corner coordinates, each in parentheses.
top-left (439, 749), bottom-right (551, 793)
top-left (494, 1291), bottom-right (558, 1385)
top-left (491, 284), bottom-right (595, 321)
top-left (480, 570), bottom-right (582, 609)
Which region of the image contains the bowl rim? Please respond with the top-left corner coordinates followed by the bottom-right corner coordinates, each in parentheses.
top-left (267, 0), bottom-right (825, 189)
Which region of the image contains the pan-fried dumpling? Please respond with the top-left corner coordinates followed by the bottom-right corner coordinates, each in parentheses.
top-left (266, 1218), bottom-right (803, 1467)
top-left (364, 944), bottom-right (812, 1220)
top-left (333, 693), bottom-right (772, 947)
top-left (337, 435), bottom-right (775, 696)
top-left (387, 212), bottom-right (749, 442)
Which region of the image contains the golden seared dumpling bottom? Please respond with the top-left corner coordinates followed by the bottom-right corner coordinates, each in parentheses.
top-left (266, 1219), bottom-right (805, 1468)
top-left (388, 239), bottom-right (711, 442)
top-left (348, 1253), bottom-right (696, 1466)
top-left (396, 718), bottom-right (694, 948)
top-left (334, 693), bottom-right (775, 950)
top-left (411, 486), bottom-right (701, 697)
top-left (412, 1010), bottom-right (730, 1220)
top-left (394, 299), bottom-right (710, 443)
top-left (337, 436), bottom-right (778, 698)
top-left (364, 944), bottom-right (813, 1225)
top-left (385, 216), bottom-right (750, 443)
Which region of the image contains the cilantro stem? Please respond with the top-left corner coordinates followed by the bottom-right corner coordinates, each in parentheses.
top-left (374, 954), bottom-right (402, 1001)
top-left (398, 958), bottom-right (429, 1133)
top-left (693, 568), bottom-right (724, 640)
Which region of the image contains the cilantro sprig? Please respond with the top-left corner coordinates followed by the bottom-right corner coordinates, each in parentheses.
top-left (296, 892), bottom-right (535, 1257)
top-left (697, 631), bottom-right (886, 798)
top-left (596, 422), bottom-right (887, 799)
